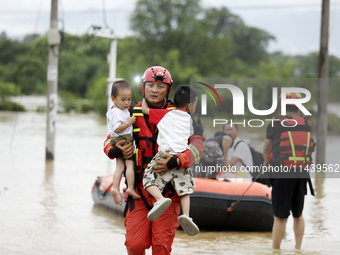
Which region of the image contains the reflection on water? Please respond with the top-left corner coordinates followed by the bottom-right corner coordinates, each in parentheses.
top-left (91, 205), bottom-right (126, 231)
top-left (0, 105), bottom-right (340, 254)
top-left (40, 160), bottom-right (57, 230)
top-left (308, 178), bottom-right (328, 239)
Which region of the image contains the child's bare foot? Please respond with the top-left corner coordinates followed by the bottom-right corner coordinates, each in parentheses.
top-left (111, 188), bottom-right (122, 205)
top-left (126, 188), bottom-right (141, 200)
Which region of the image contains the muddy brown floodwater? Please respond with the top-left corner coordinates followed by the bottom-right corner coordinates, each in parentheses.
top-left (1, 97), bottom-right (340, 254)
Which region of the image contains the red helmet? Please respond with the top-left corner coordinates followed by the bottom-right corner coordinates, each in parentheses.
top-left (141, 66), bottom-right (173, 98)
top-left (280, 92), bottom-right (302, 105)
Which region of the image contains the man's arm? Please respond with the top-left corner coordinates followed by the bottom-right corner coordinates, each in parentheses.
top-left (179, 134), bottom-right (204, 168)
top-left (103, 134), bottom-right (134, 160)
top-left (263, 138), bottom-right (272, 166)
top-left (228, 141), bottom-right (250, 167)
top-left (222, 135), bottom-right (233, 167)
top-left (228, 156), bottom-right (241, 167)
top-left (103, 135), bottom-right (115, 159)
top-left (154, 134), bottom-right (203, 174)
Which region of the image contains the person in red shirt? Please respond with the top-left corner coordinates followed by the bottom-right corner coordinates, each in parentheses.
top-left (103, 66), bottom-right (204, 255)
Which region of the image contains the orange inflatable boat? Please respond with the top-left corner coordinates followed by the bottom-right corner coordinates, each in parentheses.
top-left (92, 176), bottom-right (273, 231)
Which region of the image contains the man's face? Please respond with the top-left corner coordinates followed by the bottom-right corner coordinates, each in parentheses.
top-left (224, 123), bottom-right (238, 139)
top-left (144, 81), bottom-right (168, 107)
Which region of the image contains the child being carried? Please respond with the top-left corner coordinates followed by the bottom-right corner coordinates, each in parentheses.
top-left (142, 85), bottom-right (199, 236)
top-left (107, 80), bottom-right (141, 205)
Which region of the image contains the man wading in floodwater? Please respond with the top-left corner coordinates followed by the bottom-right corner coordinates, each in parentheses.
top-left (103, 66), bottom-right (204, 254)
top-left (263, 92), bottom-right (315, 250)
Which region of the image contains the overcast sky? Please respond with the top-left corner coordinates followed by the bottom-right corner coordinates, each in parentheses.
top-left (1, 0), bottom-right (339, 57)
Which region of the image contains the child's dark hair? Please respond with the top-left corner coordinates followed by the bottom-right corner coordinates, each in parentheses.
top-left (174, 85), bottom-right (198, 108)
top-left (111, 80), bottom-right (131, 97)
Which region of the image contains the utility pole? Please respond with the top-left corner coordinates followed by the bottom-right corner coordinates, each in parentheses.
top-left (87, 25), bottom-right (119, 110)
top-left (46, 0), bottom-right (60, 160)
top-left (107, 38), bottom-right (118, 110)
top-left (316, 0), bottom-right (330, 165)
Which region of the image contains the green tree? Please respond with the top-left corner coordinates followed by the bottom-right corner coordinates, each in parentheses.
top-left (131, 0), bottom-right (201, 41)
top-left (0, 81), bottom-right (25, 111)
top-left (130, 0), bottom-right (275, 77)
top-left (11, 55), bottom-right (46, 94)
top-left (86, 76), bottom-right (108, 116)
top-left (0, 31), bottom-right (7, 40)
top-left (231, 26), bottom-right (275, 66)
top-left (0, 38), bottom-right (30, 65)
top-left (23, 34), bottom-right (40, 44)
top-left (58, 52), bottom-right (106, 96)
top-left (293, 52), bottom-right (340, 78)
top-left (0, 81), bottom-right (20, 100)
top-left (0, 36), bottom-right (46, 94)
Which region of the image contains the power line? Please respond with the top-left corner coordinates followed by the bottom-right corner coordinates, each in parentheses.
top-left (228, 4), bottom-right (328, 10)
top-left (329, 0), bottom-right (338, 39)
top-left (102, 0), bottom-right (114, 33)
top-left (33, 0), bottom-right (43, 34)
top-left (2, 3), bottom-right (339, 15)
top-left (0, 9), bottom-right (132, 15)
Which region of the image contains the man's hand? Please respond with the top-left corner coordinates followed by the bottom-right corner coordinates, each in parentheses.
top-left (153, 153), bottom-right (179, 175)
top-left (115, 140), bottom-right (134, 159)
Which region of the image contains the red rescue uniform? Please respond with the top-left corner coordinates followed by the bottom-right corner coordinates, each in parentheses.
top-left (103, 100), bottom-right (203, 255)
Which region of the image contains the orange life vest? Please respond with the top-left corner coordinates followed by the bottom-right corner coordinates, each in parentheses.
top-left (132, 101), bottom-right (176, 178)
top-left (268, 115), bottom-right (316, 168)
top-left (124, 100), bottom-right (177, 215)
